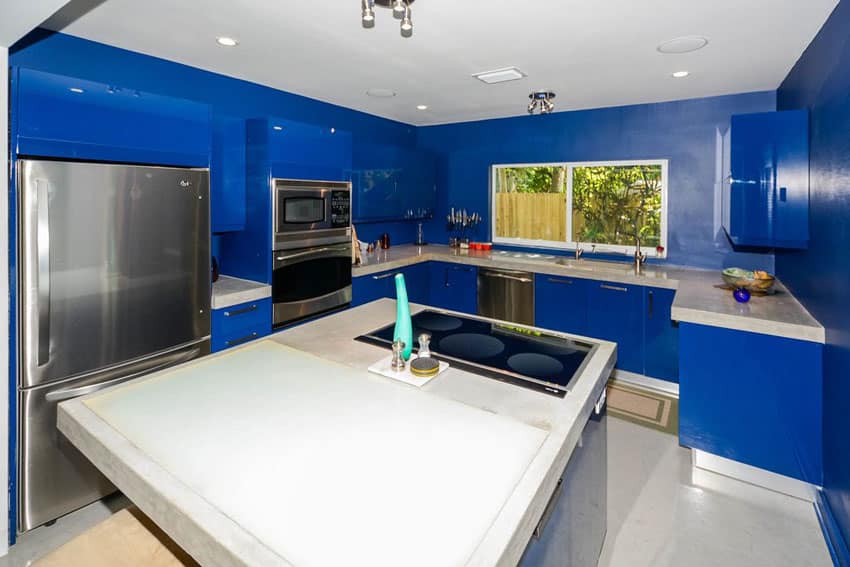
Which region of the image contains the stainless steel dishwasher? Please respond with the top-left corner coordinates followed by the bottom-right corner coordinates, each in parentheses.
top-left (477, 268), bottom-right (535, 325)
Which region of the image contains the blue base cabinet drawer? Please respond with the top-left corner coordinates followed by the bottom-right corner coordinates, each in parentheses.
top-left (429, 262), bottom-right (477, 314)
top-left (352, 264), bottom-right (431, 307)
top-left (534, 274), bottom-right (589, 336)
top-left (212, 298), bottom-right (272, 352)
top-left (587, 280), bottom-right (644, 374)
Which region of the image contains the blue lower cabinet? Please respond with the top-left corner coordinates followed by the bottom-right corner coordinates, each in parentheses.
top-left (534, 274), bottom-right (589, 336)
top-left (643, 287), bottom-right (679, 382)
top-left (587, 280), bottom-right (644, 374)
top-left (679, 323), bottom-right (823, 484)
top-left (352, 263), bottom-right (431, 307)
top-left (211, 298), bottom-right (272, 352)
top-left (430, 262), bottom-right (478, 314)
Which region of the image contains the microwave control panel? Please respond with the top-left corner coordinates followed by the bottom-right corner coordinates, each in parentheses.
top-left (331, 190), bottom-right (351, 228)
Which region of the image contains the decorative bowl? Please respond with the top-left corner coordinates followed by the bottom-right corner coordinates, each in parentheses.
top-left (722, 268), bottom-right (776, 293)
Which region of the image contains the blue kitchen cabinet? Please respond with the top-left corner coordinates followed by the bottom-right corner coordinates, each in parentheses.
top-left (13, 67), bottom-right (211, 167)
top-left (351, 143), bottom-right (437, 223)
top-left (429, 262), bottom-right (478, 314)
top-left (587, 280), bottom-right (644, 374)
top-left (352, 263), bottom-right (431, 307)
top-left (211, 115), bottom-right (246, 232)
top-left (679, 323), bottom-right (822, 484)
top-left (211, 298), bottom-right (272, 352)
top-left (534, 274), bottom-right (589, 336)
top-left (643, 287), bottom-right (679, 383)
top-left (723, 109), bottom-right (809, 249)
top-left (264, 118), bottom-right (352, 181)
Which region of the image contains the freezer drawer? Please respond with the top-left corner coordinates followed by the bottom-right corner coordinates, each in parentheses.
top-left (18, 340), bottom-right (207, 532)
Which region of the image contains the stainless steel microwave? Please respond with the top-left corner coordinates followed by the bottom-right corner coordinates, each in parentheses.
top-left (272, 179), bottom-right (351, 251)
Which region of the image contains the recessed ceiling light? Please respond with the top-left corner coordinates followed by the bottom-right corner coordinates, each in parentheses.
top-left (473, 67), bottom-right (526, 85)
top-left (330, 128), bottom-right (336, 134)
top-left (416, 105), bottom-right (428, 110)
top-left (672, 71), bottom-right (690, 78)
top-left (366, 88), bottom-right (397, 98)
top-left (69, 87), bottom-right (84, 93)
top-left (216, 37), bottom-right (239, 47)
top-left (272, 125), bottom-right (283, 131)
top-left (657, 36), bottom-right (708, 54)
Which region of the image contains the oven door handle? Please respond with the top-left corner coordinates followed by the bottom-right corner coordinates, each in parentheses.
top-left (275, 244), bottom-right (351, 264)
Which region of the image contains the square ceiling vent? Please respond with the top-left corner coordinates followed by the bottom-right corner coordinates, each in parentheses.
top-left (472, 67), bottom-right (526, 84)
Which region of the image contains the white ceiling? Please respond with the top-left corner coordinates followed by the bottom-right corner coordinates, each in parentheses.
top-left (44, 0), bottom-right (837, 126)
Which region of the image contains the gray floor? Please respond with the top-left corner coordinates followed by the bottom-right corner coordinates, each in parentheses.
top-left (0, 418), bottom-right (833, 566)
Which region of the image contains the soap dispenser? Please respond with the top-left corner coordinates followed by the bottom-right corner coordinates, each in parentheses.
top-left (393, 273), bottom-right (413, 361)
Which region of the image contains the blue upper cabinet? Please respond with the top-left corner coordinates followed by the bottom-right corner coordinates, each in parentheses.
top-left (351, 143), bottom-right (436, 223)
top-left (723, 109), bottom-right (809, 249)
top-left (12, 68), bottom-right (211, 167)
top-left (211, 115), bottom-right (247, 232)
top-left (264, 118), bottom-right (352, 182)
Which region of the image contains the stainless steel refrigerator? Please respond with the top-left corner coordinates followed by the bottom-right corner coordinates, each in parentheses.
top-left (16, 159), bottom-right (211, 532)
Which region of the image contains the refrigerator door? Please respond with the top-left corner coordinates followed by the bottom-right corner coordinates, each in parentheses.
top-left (18, 341), bottom-right (206, 532)
top-left (18, 159), bottom-right (211, 389)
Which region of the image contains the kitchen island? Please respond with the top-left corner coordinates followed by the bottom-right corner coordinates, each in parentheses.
top-left (57, 300), bottom-right (615, 566)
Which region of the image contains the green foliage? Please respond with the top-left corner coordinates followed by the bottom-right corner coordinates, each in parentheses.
top-left (495, 166), bottom-right (566, 194)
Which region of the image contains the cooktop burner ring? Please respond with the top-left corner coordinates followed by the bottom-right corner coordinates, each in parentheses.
top-left (507, 353), bottom-right (565, 380)
top-left (438, 333), bottom-right (505, 360)
top-left (414, 312), bottom-right (463, 332)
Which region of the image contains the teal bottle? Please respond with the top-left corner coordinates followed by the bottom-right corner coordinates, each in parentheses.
top-left (393, 273), bottom-right (413, 361)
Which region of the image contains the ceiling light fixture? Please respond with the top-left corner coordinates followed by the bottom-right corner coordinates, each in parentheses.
top-left (69, 87), bottom-right (84, 94)
top-left (672, 70), bottom-right (690, 78)
top-left (657, 36), bottom-right (708, 54)
top-left (417, 105), bottom-right (428, 110)
top-left (363, 0), bottom-right (415, 38)
top-left (528, 91), bottom-right (556, 115)
top-left (366, 88), bottom-right (397, 98)
top-left (216, 36), bottom-right (239, 47)
top-left (473, 67), bottom-right (527, 85)
top-left (273, 125), bottom-right (284, 131)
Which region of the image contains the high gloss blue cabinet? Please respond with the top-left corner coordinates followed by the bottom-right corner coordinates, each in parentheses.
top-left (352, 263), bottom-right (430, 307)
top-left (643, 287), bottom-right (678, 383)
top-left (211, 115), bottom-right (246, 232)
top-left (351, 143), bottom-right (437, 223)
top-left (211, 298), bottom-right (272, 352)
top-left (679, 323), bottom-right (822, 484)
top-left (534, 275), bottom-right (589, 336)
top-left (265, 118), bottom-right (352, 181)
top-left (429, 262), bottom-right (478, 314)
top-left (587, 281), bottom-right (644, 374)
top-left (723, 110), bottom-right (809, 249)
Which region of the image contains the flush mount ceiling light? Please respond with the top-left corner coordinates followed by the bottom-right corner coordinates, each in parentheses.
top-left (416, 104), bottom-right (428, 110)
top-left (362, 0), bottom-right (416, 38)
top-left (473, 67), bottom-right (526, 85)
top-left (657, 36), bottom-right (708, 54)
top-left (528, 91), bottom-right (556, 115)
top-left (216, 36), bottom-right (239, 47)
top-left (366, 88), bottom-right (397, 98)
top-left (672, 70), bottom-right (690, 78)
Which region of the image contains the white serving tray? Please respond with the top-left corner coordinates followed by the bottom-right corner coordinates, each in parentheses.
top-left (368, 354), bottom-right (450, 387)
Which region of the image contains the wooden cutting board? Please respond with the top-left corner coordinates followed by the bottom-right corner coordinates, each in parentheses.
top-left (86, 341), bottom-right (548, 567)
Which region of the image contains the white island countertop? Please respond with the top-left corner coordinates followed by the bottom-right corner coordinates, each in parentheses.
top-left (57, 300), bottom-right (614, 567)
top-left (354, 245), bottom-right (824, 343)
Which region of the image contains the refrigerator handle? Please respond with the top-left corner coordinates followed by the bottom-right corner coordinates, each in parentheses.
top-left (45, 347), bottom-right (201, 403)
top-left (35, 179), bottom-right (51, 366)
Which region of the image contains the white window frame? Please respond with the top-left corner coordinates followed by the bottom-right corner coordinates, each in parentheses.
top-left (490, 159), bottom-right (669, 259)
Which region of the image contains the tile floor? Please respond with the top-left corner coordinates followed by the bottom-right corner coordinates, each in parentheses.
top-left (0, 418), bottom-right (833, 566)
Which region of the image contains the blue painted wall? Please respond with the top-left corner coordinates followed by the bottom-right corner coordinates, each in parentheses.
top-left (776, 1), bottom-right (850, 560)
top-left (417, 93), bottom-right (778, 270)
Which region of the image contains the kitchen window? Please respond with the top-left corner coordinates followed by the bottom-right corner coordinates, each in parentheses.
top-left (492, 160), bottom-right (668, 257)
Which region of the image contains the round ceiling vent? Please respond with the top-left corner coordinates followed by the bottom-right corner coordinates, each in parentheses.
top-left (657, 36), bottom-right (709, 54)
top-left (366, 88), bottom-right (397, 98)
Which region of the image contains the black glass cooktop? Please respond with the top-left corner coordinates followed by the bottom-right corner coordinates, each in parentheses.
top-left (356, 310), bottom-right (597, 398)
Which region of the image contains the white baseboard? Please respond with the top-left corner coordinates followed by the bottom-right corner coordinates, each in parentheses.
top-left (611, 369), bottom-right (679, 398)
top-left (693, 449), bottom-right (818, 502)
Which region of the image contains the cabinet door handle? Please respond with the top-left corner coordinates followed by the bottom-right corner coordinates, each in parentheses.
top-left (224, 304), bottom-right (258, 317)
top-left (648, 290), bottom-right (654, 319)
top-left (547, 278), bottom-right (573, 285)
top-left (372, 272), bottom-right (399, 281)
top-left (225, 332), bottom-right (258, 347)
top-left (600, 284), bottom-right (628, 292)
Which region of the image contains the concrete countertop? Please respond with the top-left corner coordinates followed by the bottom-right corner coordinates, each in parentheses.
top-left (353, 245), bottom-right (825, 343)
top-left (57, 300), bottom-right (615, 567)
top-left (211, 275), bottom-right (271, 309)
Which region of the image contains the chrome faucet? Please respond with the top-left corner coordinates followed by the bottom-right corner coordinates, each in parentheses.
top-left (574, 242), bottom-right (584, 260)
top-left (634, 234), bottom-right (647, 272)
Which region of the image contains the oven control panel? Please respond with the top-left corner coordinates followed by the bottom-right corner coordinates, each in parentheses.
top-left (330, 190), bottom-right (351, 228)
